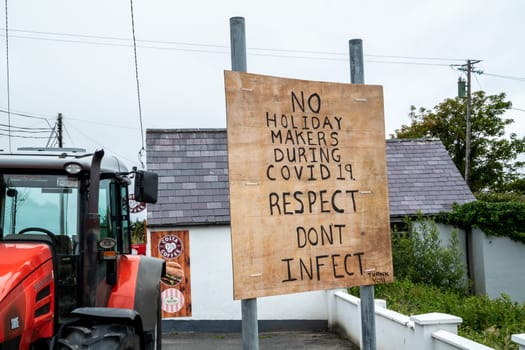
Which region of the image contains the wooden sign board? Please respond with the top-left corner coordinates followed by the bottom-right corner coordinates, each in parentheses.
top-left (224, 71), bottom-right (393, 300)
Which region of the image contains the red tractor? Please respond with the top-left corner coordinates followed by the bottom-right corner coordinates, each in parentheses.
top-left (0, 148), bottom-right (164, 349)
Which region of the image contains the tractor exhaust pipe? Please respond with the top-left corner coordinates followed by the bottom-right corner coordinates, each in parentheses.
top-left (81, 149), bottom-right (104, 307)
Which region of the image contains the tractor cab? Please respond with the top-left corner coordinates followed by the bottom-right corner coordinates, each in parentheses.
top-left (0, 148), bottom-right (162, 350)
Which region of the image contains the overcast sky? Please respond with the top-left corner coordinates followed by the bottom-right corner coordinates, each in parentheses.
top-left (1, 0), bottom-right (524, 169)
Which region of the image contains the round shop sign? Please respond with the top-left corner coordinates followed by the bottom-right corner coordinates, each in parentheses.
top-left (158, 235), bottom-right (183, 260)
top-left (161, 288), bottom-right (184, 314)
top-left (128, 194), bottom-right (146, 214)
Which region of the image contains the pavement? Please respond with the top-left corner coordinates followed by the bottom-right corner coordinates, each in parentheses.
top-left (162, 330), bottom-right (358, 349)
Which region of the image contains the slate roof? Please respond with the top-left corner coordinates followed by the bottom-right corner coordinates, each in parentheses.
top-left (386, 138), bottom-right (475, 219)
top-left (146, 129), bottom-right (475, 227)
top-left (146, 129), bottom-right (230, 226)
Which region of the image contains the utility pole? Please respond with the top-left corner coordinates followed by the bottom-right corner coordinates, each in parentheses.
top-left (461, 60), bottom-right (481, 186)
top-left (57, 113), bottom-right (63, 147)
top-left (46, 113), bottom-right (64, 148)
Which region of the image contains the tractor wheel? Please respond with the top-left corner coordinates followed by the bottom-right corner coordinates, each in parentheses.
top-left (56, 324), bottom-right (140, 350)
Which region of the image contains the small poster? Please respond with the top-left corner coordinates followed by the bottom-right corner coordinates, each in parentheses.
top-left (150, 230), bottom-right (191, 317)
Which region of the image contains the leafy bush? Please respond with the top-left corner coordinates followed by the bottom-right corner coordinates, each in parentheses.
top-left (441, 201), bottom-right (525, 244)
top-left (392, 217), bottom-right (468, 293)
top-left (349, 280), bottom-right (525, 350)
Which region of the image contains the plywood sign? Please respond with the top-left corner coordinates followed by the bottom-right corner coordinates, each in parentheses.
top-left (224, 70), bottom-right (393, 300)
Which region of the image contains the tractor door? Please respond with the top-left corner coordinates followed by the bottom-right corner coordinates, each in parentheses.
top-left (93, 177), bottom-right (132, 301)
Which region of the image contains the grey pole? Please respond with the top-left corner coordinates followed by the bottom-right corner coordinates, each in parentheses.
top-left (230, 16), bottom-right (259, 350)
top-left (349, 38), bottom-right (376, 350)
top-left (230, 17), bottom-right (247, 72)
top-left (349, 39), bottom-right (364, 84)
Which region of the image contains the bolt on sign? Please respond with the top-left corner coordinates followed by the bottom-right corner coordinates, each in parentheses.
top-left (224, 71), bottom-right (393, 300)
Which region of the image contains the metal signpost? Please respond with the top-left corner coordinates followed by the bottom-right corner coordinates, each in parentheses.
top-left (350, 38), bottom-right (377, 350)
top-left (230, 17), bottom-right (259, 350)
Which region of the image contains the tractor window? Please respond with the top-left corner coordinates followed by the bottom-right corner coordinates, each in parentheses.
top-left (99, 179), bottom-right (111, 240)
top-left (119, 185), bottom-right (131, 253)
top-left (1, 174), bottom-right (79, 250)
top-left (98, 178), bottom-right (131, 254)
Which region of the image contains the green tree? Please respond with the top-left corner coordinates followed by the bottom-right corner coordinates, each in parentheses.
top-left (131, 219), bottom-right (146, 243)
top-left (392, 91), bottom-right (525, 192)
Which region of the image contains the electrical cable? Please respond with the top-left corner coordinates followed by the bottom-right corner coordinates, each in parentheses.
top-left (0, 107), bottom-right (53, 120)
top-left (5, 33), bottom-right (465, 65)
top-left (481, 73), bottom-right (525, 82)
top-left (129, 0), bottom-right (145, 169)
top-left (0, 123), bottom-right (52, 131)
top-left (64, 116), bottom-right (138, 129)
top-left (473, 74), bottom-right (483, 91)
top-left (66, 122), bottom-right (136, 165)
top-left (4, 0), bottom-right (11, 151)
top-left (0, 127), bottom-right (51, 133)
top-left (366, 59), bottom-right (451, 67)
top-left (4, 27), bottom-right (525, 82)
top-left (1, 28), bottom-right (469, 65)
top-left (0, 106), bottom-right (138, 130)
top-left (45, 123), bottom-right (58, 147)
top-left (62, 124), bottom-right (76, 147)
top-left (0, 132), bottom-right (51, 139)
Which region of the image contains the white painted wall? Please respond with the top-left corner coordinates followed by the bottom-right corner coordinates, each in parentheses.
top-left (149, 225), bottom-right (328, 320)
top-left (471, 228), bottom-right (525, 303)
top-left (331, 291), bottom-right (496, 350)
top-left (148, 222), bottom-right (525, 323)
top-left (413, 221), bottom-right (525, 303)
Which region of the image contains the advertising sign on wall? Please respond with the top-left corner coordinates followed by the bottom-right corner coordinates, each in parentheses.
top-left (150, 230), bottom-right (192, 317)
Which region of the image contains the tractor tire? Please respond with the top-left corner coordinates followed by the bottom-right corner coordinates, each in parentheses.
top-left (56, 324), bottom-right (140, 350)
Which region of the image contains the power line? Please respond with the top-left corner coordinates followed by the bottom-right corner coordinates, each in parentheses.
top-left (0, 126), bottom-right (51, 134)
top-left (0, 132), bottom-right (51, 139)
top-left (452, 64), bottom-right (525, 83)
top-left (62, 124), bottom-right (75, 147)
top-left (367, 60), bottom-right (452, 67)
top-left (482, 72), bottom-right (525, 82)
top-left (129, 0), bottom-right (145, 168)
top-left (0, 122), bottom-right (51, 131)
top-left (0, 106), bottom-right (138, 130)
top-left (65, 116), bottom-right (138, 130)
top-left (5, 32), bottom-right (463, 66)
top-left (366, 53), bottom-right (464, 62)
top-left (3, 27), bottom-right (228, 49)
top-left (65, 121), bottom-right (136, 165)
top-left (0, 107), bottom-right (53, 120)
top-left (4, 0), bottom-right (11, 151)
top-left (4, 27), bottom-right (525, 81)
top-left (1, 28), bottom-right (468, 65)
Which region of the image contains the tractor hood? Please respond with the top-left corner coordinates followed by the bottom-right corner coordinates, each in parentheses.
top-left (0, 242), bottom-right (52, 301)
